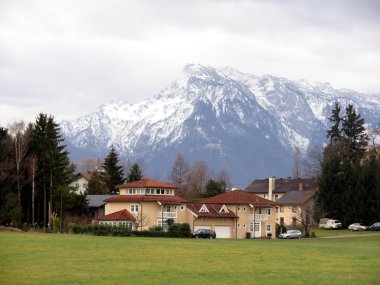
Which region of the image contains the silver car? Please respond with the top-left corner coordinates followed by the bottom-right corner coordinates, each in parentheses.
top-left (348, 223), bottom-right (368, 231)
top-left (279, 230), bottom-right (302, 239)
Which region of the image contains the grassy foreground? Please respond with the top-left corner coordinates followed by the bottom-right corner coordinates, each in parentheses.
top-left (0, 232), bottom-right (379, 285)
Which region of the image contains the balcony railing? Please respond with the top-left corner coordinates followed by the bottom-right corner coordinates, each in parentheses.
top-left (249, 214), bottom-right (268, 221)
top-left (157, 212), bottom-right (177, 219)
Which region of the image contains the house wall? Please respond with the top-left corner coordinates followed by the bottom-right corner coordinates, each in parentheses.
top-left (69, 177), bottom-right (89, 195)
top-left (105, 201), bottom-right (188, 230)
top-left (225, 204), bottom-right (276, 239)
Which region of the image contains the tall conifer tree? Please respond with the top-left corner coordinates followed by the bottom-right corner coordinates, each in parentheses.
top-left (102, 147), bottom-right (124, 194)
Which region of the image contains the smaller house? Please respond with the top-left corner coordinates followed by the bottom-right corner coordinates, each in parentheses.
top-left (276, 189), bottom-right (316, 227)
top-left (245, 177), bottom-right (318, 227)
top-left (87, 195), bottom-right (114, 220)
top-left (97, 209), bottom-right (136, 229)
top-left (70, 172), bottom-right (92, 194)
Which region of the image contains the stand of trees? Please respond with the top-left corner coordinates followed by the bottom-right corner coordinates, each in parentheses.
top-left (317, 103), bottom-right (380, 225)
top-left (0, 114), bottom-right (88, 229)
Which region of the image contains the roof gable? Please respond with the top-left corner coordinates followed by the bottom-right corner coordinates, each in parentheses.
top-left (97, 209), bottom-right (136, 221)
top-left (187, 203), bottom-right (237, 218)
top-left (199, 204), bottom-right (209, 213)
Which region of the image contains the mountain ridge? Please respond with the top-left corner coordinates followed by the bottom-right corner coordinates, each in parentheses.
top-left (61, 64), bottom-right (380, 186)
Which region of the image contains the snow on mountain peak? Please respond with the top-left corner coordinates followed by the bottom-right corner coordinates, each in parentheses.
top-left (61, 64), bottom-right (380, 186)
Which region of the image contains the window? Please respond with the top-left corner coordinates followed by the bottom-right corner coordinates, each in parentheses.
top-left (280, 206), bottom-right (284, 212)
top-left (276, 207), bottom-right (279, 213)
top-left (258, 208), bottom-right (262, 214)
top-left (243, 207), bottom-right (246, 212)
top-left (266, 225), bottom-right (271, 232)
top-left (292, 217), bottom-right (297, 226)
top-left (199, 204), bottom-right (209, 213)
top-left (75, 183), bottom-right (79, 188)
top-left (237, 224), bottom-right (240, 228)
top-left (237, 207), bottom-right (240, 211)
top-left (274, 194), bottom-right (278, 201)
top-left (292, 206), bottom-right (297, 213)
top-left (131, 204), bottom-right (139, 213)
top-left (266, 208), bottom-right (271, 215)
top-left (243, 224), bottom-right (246, 228)
top-left (166, 206), bottom-right (171, 212)
top-left (180, 205), bottom-right (185, 211)
top-left (249, 222), bottom-right (254, 231)
top-left (254, 222), bottom-right (260, 232)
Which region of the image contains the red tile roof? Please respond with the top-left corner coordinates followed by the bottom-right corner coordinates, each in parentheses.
top-left (80, 172), bottom-right (93, 181)
top-left (187, 203), bottom-right (238, 218)
top-left (201, 190), bottom-right (276, 207)
top-left (116, 179), bottom-right (178, 189)
top-left (104, 195), bottom-right (187, 205)
top-left (97, 209), bottom-right (136, 221)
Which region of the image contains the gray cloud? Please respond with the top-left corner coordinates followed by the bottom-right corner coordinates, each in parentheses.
top-left (1, 0), bottom-right (379, 125)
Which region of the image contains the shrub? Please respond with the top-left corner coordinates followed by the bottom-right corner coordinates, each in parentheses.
top-left (275, 223), bottom-right (287, 237)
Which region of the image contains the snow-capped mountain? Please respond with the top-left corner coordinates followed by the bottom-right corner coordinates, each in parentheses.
top-left (61, 64), bottom-right (380, 186)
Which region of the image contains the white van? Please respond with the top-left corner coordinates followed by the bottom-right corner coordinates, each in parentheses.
top-left (319, 219), bottom-right (342, 229)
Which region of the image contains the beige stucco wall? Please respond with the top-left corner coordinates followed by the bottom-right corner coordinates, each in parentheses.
top-left (105, 201), bottom-right (188, 230)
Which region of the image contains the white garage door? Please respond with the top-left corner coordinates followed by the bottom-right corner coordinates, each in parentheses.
top-left (194, 225), bottom-right (211, 231)
top-left (214, 226), bottom-right (231, 239)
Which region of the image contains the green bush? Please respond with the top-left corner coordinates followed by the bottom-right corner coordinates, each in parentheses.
top-left (275, 223), bottom-right (287, 237)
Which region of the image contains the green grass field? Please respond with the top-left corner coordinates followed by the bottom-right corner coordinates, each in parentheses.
top-left (0, 232), bottom-right (379, 285)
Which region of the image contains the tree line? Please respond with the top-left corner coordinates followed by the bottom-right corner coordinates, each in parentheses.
top-left (317, 103), bottom-right (380, 225)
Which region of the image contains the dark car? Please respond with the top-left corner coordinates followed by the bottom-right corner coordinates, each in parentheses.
top-left (192, 229), bottom-right (216, 239)
top-left (368, 222), bottom-right (380, 231)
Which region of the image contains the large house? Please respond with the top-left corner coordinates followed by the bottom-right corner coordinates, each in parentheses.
top-left (245, 177), bottom-right (318, 227)
top-left (102, 179), bottom-right (188, 230)
top-left (96, 178), bottom-right (277, 239)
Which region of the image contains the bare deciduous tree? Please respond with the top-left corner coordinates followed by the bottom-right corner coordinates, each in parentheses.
top-left (170, 153), bottom-right (189, 192)
top-left (8, 121), bottom-right (30, 204)
top-left (187, 161), bottom-right (209, 198)
top-left (302, 145), bottom-right (323, 178)
top-left (292, 146), bottom-right (302, 179)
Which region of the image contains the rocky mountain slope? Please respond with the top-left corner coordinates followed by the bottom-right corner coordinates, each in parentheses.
top-left (61, 64), bottom-right (380, 186)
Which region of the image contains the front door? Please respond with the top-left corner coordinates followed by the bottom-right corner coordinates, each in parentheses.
top-left (249, 222), bottom-right (261, 238)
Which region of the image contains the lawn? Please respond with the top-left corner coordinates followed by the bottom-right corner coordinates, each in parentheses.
top-left (0, 232), bottom-right (379, 285)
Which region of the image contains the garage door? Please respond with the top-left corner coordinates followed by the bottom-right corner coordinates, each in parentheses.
top-left (214, 226), bottom-right (231, 239)
top-left (194, 225), bottom-right (211, 231)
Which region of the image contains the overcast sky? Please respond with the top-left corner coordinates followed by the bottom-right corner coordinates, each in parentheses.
top-left (1, 0), bottom-right (380, 126)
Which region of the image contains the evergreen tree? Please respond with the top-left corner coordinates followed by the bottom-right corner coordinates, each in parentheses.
top-left (327, 102), bottom-right (342, 143)
top-left (126, 163), bottom-right (143, 183)
top-left (32, 113), bottom-right (76, 230)
top-left (341, 104), bottom-right (368, 160)
top-left (102, 147), bottom-right (124, 194)
top-left (318, 104), bottom-right (370, 225)
top-left (87, 172), bottom-right (107, 194)
top-left (203, 179), bottom-right (226, 198)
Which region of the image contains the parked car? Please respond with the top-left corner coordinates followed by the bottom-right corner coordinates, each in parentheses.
top-left (348, 223), bottom-right (368, 231)
top-left (319, 219), bottom-right (342, 229)
top-left (368, 222), bottom-right (380, 231)
top-left (192, 229), bottom-right (216, 239)
top-left (279, 230), bottom-right (302, 239)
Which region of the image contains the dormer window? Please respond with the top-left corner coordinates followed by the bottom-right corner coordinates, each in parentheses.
top-left (219, 205), bottom-right (229, 213)
top-left (199, 204), bottom-right (209, 213)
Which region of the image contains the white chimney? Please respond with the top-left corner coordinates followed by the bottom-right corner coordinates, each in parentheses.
top-left (268, 177), bottom-right (275, 201)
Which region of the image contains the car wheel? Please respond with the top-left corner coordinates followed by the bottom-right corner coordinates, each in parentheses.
top-left (286, 236), bottom-right (290, 239)
top-left (298, 236), bottom-right (301, 239)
